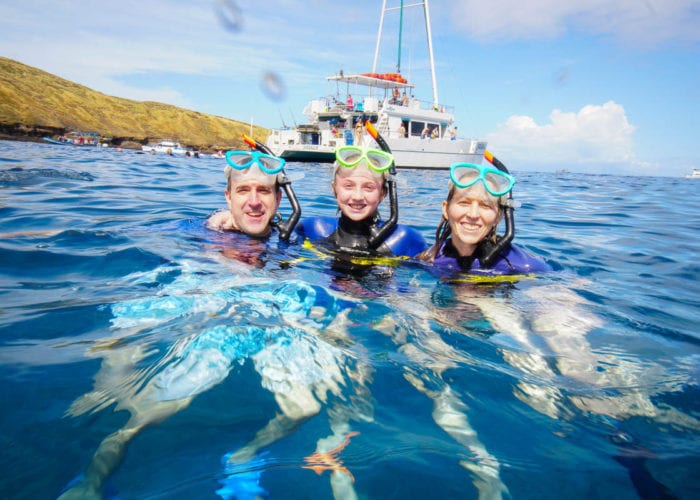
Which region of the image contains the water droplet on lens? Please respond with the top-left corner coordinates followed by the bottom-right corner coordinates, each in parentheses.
top-left (260, 71), bottom-right (286, 102)
top-left (216, 0), bottom-right (243, 32)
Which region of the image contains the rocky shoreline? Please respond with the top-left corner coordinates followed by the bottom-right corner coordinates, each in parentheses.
top-left (0, 123), bottom-right (218, 153)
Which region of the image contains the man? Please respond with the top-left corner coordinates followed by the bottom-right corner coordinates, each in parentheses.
top-left (59, 150), bottom-right (304, 499)
top-left (207, 155), bottom-right (283, 237)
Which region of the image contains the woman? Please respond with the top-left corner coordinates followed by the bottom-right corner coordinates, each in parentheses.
top-left (411, 161), bottom-right (692, 498)
top-left (396, 161), bottom-right (551, 499)
top-left (418, 162), bottom-right (550, 274)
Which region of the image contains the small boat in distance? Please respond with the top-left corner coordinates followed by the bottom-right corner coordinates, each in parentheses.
top-left (43, 132), bottom-right (105, 147)
top-left (685, 168), bottom-right (700, 179)
top-left (142, 140), bottom-right (188, 155)
top-left (265, 0), bottom-right (486, 169)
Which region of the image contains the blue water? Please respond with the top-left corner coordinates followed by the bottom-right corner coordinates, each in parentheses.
top-left (1, 139), bottom-right (698, 499)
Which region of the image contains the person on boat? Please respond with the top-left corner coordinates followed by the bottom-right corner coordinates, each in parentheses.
top-left (417, 161), bottom-right (550, 274)
top-left (346, 94), bottom-right (353, 111)
top-left (430, 126), bottom-right (439, 139)
top-left (450, 126), bottom-right (458, 141)
top-left (401, 91), bottom-right (408, 106)
top-left (397, 122), bottom-right (406, 138)
top-left (353, 119), bottom-right (363, 145)
top-left (295, 142), bottom-right (427, 264)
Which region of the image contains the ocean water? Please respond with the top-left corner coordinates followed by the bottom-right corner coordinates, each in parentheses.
top-left (1, 139), bottom-right (698, 499)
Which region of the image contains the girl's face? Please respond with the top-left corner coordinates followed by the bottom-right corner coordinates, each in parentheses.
top-left (443, 183), bottom-right (501, 257)
top-left (332, 162), bottom-right (386, 222)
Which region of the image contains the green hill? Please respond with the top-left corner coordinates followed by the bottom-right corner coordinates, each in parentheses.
top-left (0, 56), bottom-right (268, 151)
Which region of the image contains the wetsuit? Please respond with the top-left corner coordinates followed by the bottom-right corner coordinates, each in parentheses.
top-left (296, 215), bottom-right (427, 258)
top-left (433, 238), bottom-right (551, 274)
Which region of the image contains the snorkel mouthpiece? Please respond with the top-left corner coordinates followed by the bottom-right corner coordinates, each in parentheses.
top-left (364, 120), bottom-right (398, 248)
top-left (479, 150), bottom-right (516, 267)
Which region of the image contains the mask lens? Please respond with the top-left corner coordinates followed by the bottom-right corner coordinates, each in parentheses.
top-left (365, 150), bottom-right (393, 172)
top-left (226, 151), bottom-right (254, 169)
top-left (257, 154), bottom-right (285, 174)
top-left (483, 170), bottom-right (514, 196)
top-left (336, 147), bottom-right (363, 167)
top-left (450, 164), bottom-right (480, 188)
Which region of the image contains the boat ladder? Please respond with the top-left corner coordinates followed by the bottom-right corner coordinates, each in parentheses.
top-left (377, 114), bottom-right (390, 137)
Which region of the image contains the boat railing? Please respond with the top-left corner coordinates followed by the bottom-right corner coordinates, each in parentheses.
top-left (309, 92), bottom-right (455, 117)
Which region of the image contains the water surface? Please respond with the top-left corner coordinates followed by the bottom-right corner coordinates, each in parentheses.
top-left (1, 140), bottom-right (698, 499)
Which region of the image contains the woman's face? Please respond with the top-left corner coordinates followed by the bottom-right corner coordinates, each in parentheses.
top-left (443, 183), bottom-right (501, 257)
top-left (332, 162), bottom-right (386, 222)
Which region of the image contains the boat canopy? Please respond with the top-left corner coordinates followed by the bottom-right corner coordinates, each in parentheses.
top-left (327, 73), bottom-right (414, 90)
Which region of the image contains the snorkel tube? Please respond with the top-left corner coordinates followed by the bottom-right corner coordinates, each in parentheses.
top-left (364, 120), bottom-right (399, 248)
top-left (242, 134), bottom-right (301, 241)
top-left (480, 150), bottom-right (516, 267)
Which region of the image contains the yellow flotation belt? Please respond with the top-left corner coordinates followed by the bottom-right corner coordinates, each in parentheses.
top-left (284, 238), bottom-right (409, 267)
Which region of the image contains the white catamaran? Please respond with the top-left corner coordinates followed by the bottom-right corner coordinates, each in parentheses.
top-left (265, 0), bottom-right (487, 169)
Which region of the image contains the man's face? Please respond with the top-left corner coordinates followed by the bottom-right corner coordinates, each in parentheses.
top-left (225, 178), bottom-right (281, 237)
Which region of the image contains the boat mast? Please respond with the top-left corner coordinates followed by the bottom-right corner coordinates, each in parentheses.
top-left (371, 1), bottom-right (439, 106)
top-left (371, 0), bottom-right (387, 73)
top-left (397, 0), bottom-right (404, 73)
top-left (423, 0), bottom-right (439, 107)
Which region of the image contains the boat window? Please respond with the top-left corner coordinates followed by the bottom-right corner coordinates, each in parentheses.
top-left (410, 121), bottom-right (425, 137)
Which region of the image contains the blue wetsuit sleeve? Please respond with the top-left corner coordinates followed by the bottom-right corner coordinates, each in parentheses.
top-left (499, 245), bottom-right (552, 273)
top-left (384, 224), bottom-right (429, 257)
top-left (295, 217), bottom-right (337, 241)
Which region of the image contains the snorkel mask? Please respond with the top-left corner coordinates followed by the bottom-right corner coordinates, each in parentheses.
top-left (362, 120), bottom-right (399, 249)
top-left (225, 135), bottom-right (301, 241)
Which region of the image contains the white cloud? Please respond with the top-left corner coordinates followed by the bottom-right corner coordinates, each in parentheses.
top-left (449, 0), bottom-right (700, 46)
top-left (485, 101), bottom-right (648, 172)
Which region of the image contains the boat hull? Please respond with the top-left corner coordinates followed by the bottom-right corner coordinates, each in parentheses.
top-left (278, 148), bottom-right (335, 163)
top-left (386, 137), bottom-right (486, 168)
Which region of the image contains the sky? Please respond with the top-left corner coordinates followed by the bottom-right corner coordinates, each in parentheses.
top-left (1, 0), bottom-right (699, 176)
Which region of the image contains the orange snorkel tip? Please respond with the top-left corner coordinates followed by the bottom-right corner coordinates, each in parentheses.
top-left (243, 134), bottom-right (257, 150)
top-left (365, 120), bottom-right (379, 140)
